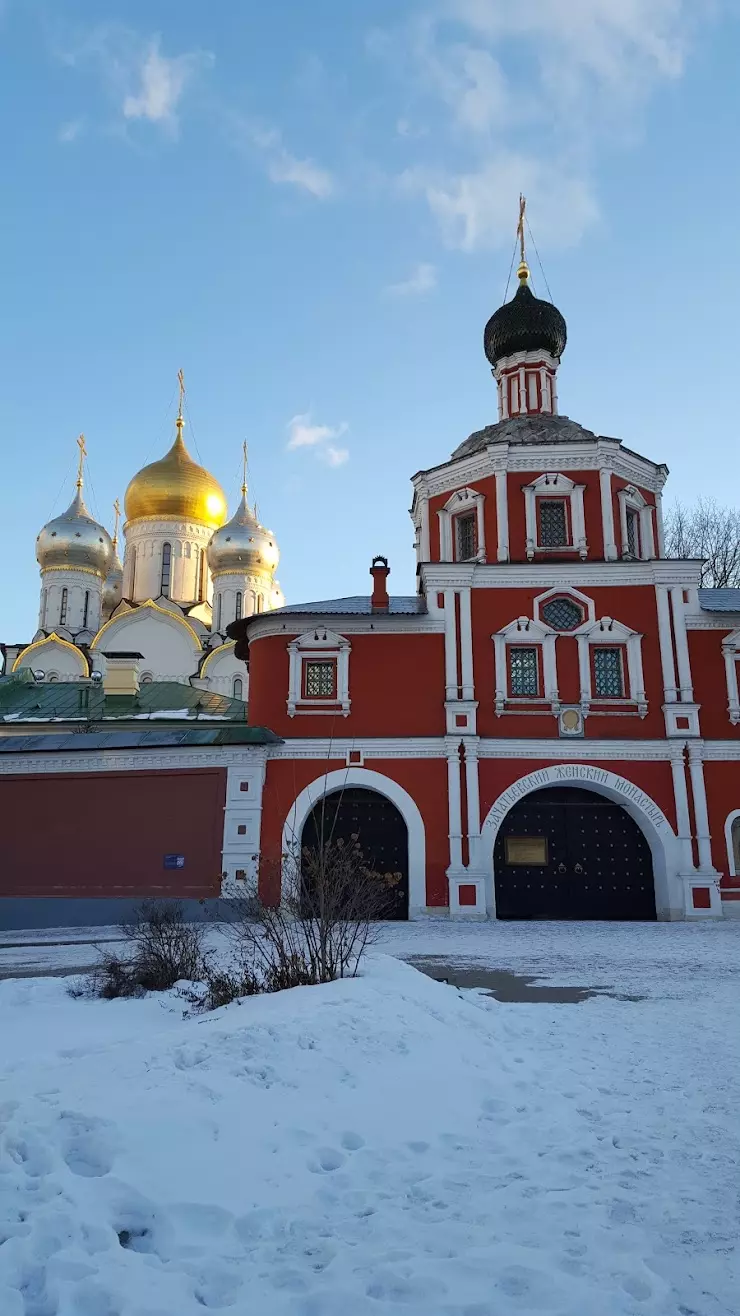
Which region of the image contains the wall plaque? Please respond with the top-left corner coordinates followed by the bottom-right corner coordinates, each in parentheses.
top-left (505, 836), bottom-right (548, 865)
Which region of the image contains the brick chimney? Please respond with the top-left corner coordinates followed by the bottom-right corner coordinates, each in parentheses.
top-left (370, 556), bottom-right (390, 611)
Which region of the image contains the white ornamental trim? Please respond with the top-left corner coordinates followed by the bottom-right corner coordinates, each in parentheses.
top-left (0, 747), bottom-right (268, 775)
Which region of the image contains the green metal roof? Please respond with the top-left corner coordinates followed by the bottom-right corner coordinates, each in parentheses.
top-left (0, 725), bottom-right (281, 753)
top-left (0, 674), bottom-right (249, 726)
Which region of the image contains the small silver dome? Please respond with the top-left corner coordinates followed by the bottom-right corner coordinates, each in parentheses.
top-left (36, 487), bottom-right (113, 577)
top-left (207, 491), bottom-right (280, 576)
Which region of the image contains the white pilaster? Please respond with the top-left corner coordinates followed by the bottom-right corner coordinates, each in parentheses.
top-left (459, 588), bottom-right (474, 700)
top-left (464, 739), bottom-right (481, 871)
top-left (656, 585), bottom-right (678, 703)
top-left (599, 468), bottom-right (617, 560)
top-left (420, 498), bottom-right (431, 562)
top-left (446, 743), bottom-right (463, 873)
top-left (443, 589), bottom-right (458, 701)
top-left (495, 468), bottom-right (509, 561)
top-left (687, 742), bottom-right (714, 872)
top-left (722, 643), bottom-right (740, 723)
top-left (670, 747), bottom-right (695, 871)
top-left (670, 587), bottom-right (694, 702)
top-left (655, 489), bottom-right (666, 557)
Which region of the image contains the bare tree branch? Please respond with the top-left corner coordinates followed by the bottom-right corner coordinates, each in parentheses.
top-left (664, 498), bottom-right (740, 588)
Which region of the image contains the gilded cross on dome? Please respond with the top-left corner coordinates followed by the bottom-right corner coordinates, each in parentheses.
top-left (516, 193), bottom-right (529, 284)
top-left (76, 434), bottom-right (87, 489)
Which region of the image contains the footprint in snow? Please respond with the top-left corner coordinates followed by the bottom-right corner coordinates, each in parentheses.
top-left (340, 1132), bottom-right (365, 1151)
top-left (307, 1147), bottom-right (346, 1173)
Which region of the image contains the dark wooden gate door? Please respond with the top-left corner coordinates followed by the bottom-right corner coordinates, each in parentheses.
top-left (302, 788), bottom-right (409, 920)
top-left (493, 786), bottom-right (656, 920)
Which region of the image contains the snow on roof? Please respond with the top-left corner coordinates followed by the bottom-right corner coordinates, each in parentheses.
top-left (268, 596), bottom-right (427, 617)
top-left (698, 588), bottom-right (740, 613)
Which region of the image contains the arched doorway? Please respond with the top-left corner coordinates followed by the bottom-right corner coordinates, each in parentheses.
top-left (301, 787), bottom-right (409, 920)
top-left (493, 786), bottom-right (656, 920)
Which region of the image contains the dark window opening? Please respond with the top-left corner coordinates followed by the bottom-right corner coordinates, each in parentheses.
top-left (160, 543), bottom-right (172, 596)
top-left (593, 647), bottom-right (625, 697)
top-left (235, 591), bottom-right (243, 620)
top-left (59, 588), bottom-right (68, 627)
top-left (626, 508), bottom-right (640, 557)
top-left (233, 676), bottom-right (243, 699)
top-left (82, 590), bottom-right (90, 630)
top-left (509, 646), bottom-right (539, 697)
top-left (304, 659), bottom-right (336, 698)
top-left (455, 511), bottom-right (477, 561)
top-left (538, 498), bottom-right (568, 548)
top-left (541, 597), bottom-right (583, 631)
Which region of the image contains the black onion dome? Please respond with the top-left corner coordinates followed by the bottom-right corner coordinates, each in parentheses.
top-left (484, 276), bottom-right (567, 367)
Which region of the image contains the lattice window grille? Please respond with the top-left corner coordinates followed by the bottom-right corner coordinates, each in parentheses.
top-left (593, 647), bottom-right (624, 697)
top-left (455, 512), bottom-right (477, 561)
top-left (305, 660), bottom-right (336, 697)
top-left (541, 597), bottom-right (584, 631)
top-left (538, 499), bottom-right (568, 547)
top-left (509, 647), bottom-right (539, 697)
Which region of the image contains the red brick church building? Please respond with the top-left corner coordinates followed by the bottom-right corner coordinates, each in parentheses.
top-left (2, 244), bottom-right (740, 925)
top-left (230, 254), bottom-right (740, 922)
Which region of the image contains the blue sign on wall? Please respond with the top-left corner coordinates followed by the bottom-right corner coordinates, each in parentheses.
top-left (163, 854), bottom-right (185, 870)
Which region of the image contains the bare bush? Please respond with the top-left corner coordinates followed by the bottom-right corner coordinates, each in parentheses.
top-left (222, 836), bottom-right (397, 987)
top-left (182, 954), bottom-right (262, 1013)
top-left (664, 498), bottom-right (740, 588)
top-left (80, 901), bottom-right (206, 999)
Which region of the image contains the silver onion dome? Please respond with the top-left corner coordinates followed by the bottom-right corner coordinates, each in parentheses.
top-left (36, 487), bottom-right (113, 577)
top-left (102, 542), bottom-right (123, 615)
top-left (207, 490), bottom-right (280, 576)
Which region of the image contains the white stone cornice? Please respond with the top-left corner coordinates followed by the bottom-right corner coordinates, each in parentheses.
top-left (0, 747), bottom-right (268, 775)
top-left (244, 615), bottom-right (445, 641)
top-left (421, 560), bottom-right (702, 588)
top-left (476, 738), bottom-right (677, 761)
top-left (268, 737), bottom-right (448, 759)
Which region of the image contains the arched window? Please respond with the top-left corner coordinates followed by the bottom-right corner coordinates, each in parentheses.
top-left (160, 542), bottom-right (172, 596)
top-left (215, 594), bottom-right (222, 632)
top-left (198, 545), bottom-right (206, 600)
top-left (140, 673), bottom-right (154, 684)
top-left (129, 546), bottom-right (137, 597)
top-left (233, 676), bottom-right (243, 699)
top-left (256, 595), bottom-right (262, 614)
top-left (235, 591), bottom-right (243, 620)
top-left (59, 588), bottom-right (68, 627)
top-left (82, 590), bottom-right (90, 629)
top-left (47, 673), bottom-right (58, 683)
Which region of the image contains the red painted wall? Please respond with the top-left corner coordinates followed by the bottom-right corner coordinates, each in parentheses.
top-left (471, 583), bottom-right (665, 739)
top-left (0, 768), bottom-right (226, 898)
top-left (248, 632), bottom-right (446, 739)
top-left (702, 761), bottom-right (740, 888)
top-left (688, 630), bottom-right (740, 741)
top-left (258, 756), bottom-right (450, 907)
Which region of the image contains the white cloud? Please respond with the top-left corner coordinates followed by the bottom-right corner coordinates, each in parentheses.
top-left (385, 262), bottom-right (437, 296)
top-left (250, 125), bottom-right (334, 198)
top-left (57, 27), bottom-right (211, 136)
top-left (58, 118), bottom-right (83, 144)
top-left (287, 414), bottom-right (349, 466)
top-left (388, 0), bottom-right (710, 250)
top-left (122, 39), bottom-right (203, 128)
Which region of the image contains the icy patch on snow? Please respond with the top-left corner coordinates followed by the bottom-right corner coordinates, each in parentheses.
top-left (0, 953), bottom-right (738, 1314)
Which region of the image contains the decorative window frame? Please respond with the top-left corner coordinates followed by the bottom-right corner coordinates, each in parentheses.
top-left (617, 485), bottom-right (655, 561)
top-left (287, 628), bottom-right (351, 717)
top-left (721, 629), bottom-right (740, 724)
top-left (533, 585), bottom-right (595, 630)
top-left (492, 616), bottom-right (558, 716)
top-left (438, 487), bottom-right (486, 563)
top-left (575, 616), bottom-right (647, 716)
top-left (524, 473), bottom-right (587, 561)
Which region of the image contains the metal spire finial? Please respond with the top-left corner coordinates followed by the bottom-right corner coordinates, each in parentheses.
top-left (112, 497), bottom-right (121, 548)
top-left (76, 434), bottom-right (87, 490)
top-left (241, 440), bottom-right (248, 497)
top-left (176, 368), bottom-right (186, 437)
top-left (516, 194), bottom-right (530, 284)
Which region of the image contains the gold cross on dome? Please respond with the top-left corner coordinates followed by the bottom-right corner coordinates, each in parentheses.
top-left (76, 433), bottom-right (87, 488)
top-left (112, 497), bottom-right (121, 546)
top-left (242, 440), bottom-right (248, 495)
top-left (516, 193), bottom-right (529, 283)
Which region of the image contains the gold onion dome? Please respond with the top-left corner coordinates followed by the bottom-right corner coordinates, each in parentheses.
top-left (207, 488), bottom-right (280, 575)
top-left (124, 418), bottom-right (227, 529)
top-left (36, 478), bottom-right (113, 577)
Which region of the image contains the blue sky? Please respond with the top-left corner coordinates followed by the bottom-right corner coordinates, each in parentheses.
top-left (1, 0), bottom-right (739, 638)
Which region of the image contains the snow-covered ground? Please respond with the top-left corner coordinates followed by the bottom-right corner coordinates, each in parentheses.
top-left (1, 925), bottom-right (738, 1315)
